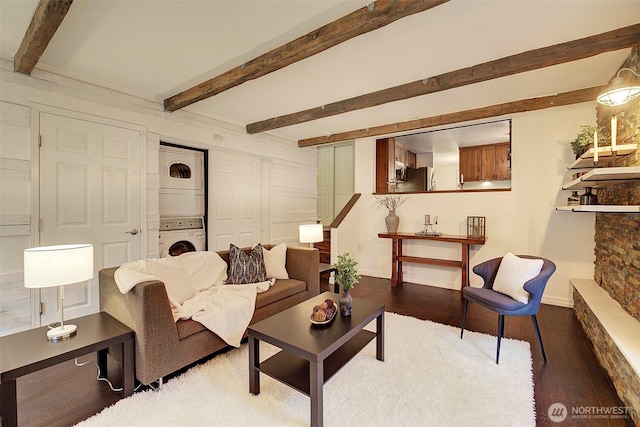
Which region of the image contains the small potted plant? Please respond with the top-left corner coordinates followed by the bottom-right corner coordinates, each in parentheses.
top-left (334, 252), bottom-right (361, 316)
top-left (571, 125), bottom-right (607, 158)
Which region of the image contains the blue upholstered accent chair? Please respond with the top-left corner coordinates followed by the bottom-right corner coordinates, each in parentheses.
top-left (460, 255), bottom-right (556, 364)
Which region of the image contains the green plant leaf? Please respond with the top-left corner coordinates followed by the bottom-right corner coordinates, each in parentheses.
top-left (335, 252), bottom-right (361, 291)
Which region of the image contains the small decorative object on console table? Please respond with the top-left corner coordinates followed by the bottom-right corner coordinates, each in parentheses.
top-left (375, 195), bottom-right (407, 233)
top-left (416, 214), bottom-right (441, 236)
top-left (335, 252), bottom-right (361, 316)
top-left (466, 216), bottom-right (486, 238)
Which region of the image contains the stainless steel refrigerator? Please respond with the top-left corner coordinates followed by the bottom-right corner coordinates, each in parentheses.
top-left (398, 167), bottom-right (435, 192)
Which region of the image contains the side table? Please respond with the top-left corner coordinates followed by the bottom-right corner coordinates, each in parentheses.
top-left (0, 312), bottom-right (134, 427)
top-left (319, 263), bottom-right (338, 293)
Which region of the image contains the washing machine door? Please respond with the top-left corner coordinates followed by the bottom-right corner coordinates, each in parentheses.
top-left (166, 240), bottom-right (196, 257)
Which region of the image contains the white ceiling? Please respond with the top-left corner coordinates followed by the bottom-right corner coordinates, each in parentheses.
top-left (1, 0), bottom-right (638, 144)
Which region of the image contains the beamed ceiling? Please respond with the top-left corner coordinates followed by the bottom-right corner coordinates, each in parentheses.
top-left (1, 0), bottom-right (639, 146)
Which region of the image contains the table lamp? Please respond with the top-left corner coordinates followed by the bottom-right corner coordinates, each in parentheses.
top-left (24, 243), bottom-right (94, 341)
top-left (299, 224), bottom-right (323, 248)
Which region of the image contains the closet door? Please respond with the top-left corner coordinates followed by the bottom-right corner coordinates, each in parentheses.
top-left (333, 143), bottom-right (354, 217)
top-left (39, 112), bottom-right (142, 324)
top-left (209, 151), bottom-right (261, 251)
top-left (316, 142), bottom-right (354, 225)
top-left (317, 145), bottom-right (334, 226)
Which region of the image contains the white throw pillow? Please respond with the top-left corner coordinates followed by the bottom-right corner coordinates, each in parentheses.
top-left (262, 242), bottom-right (289, 280)
top-left (146, 260), bottom-right (194, 307)
top-left (492, 253), bottom-right (544, 304)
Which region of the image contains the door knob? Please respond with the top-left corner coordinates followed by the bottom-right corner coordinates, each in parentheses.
top-left (126, 229), bottom-right (140, 235)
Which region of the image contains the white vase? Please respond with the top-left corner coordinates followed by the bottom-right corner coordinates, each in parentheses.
top-left (385, 209), bottom-right (399, 233)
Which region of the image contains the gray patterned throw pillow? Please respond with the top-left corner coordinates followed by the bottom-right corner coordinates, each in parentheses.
top-left (226, 243), bottom-right (267, 284)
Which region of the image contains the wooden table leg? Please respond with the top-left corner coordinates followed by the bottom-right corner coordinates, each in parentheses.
top-left (461, 243), bottom-right (470, 299)
top-left (310, 361), bottom-right (323, 427)
top-left (397, 238), bottom-right (403, 285)
top-left (390, 238), bottom-right (398, 287)
top-left (249, 336), bottom-right (260, 395)
top-left (376, 311), bottom-right (385, 362)
top-left (97, 348), bottom-right (108, 378)
top-left (122, 338), bottom-right (134, 397)
top-left (1, 380), bottom-right (17, 427)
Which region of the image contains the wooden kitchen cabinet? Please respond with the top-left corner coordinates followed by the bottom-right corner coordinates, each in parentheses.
top-left (494, 143), bottom-right (511, 180)
top-left (460, 142), bottom-right (510, 182)
top-left (481, 146), bottom-right (495, 180)
top-left (376, 137), bottom-right (395, 193)
top-left (459, 146), bottom-right (481, 181)
top-left (376, 138), bottom-right (417, 192)
top-left (407, 151), bottom-right (416, 168)
top-left (395, 144), bottom-right (407, 164)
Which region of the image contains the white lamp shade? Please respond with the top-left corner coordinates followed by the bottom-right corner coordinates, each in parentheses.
top-left (299, 224), bottom-right (323, 244)
top-left (24, 244), bottom-right (94, 288)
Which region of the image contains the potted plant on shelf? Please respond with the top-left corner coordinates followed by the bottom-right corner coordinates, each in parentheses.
top-left (571, 125), bottom-right (607, 158)
top-left (375, 194), bottom-right (408, 233)
top-left (335, 252), bottom-right (361, 316)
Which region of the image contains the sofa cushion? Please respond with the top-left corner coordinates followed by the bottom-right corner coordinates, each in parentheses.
top-left (226, 243), bottom-right (267, 284)
top-left (263, 242), bottom-right (289, 280)
top-left (255, 278), bottom-right (306, 309)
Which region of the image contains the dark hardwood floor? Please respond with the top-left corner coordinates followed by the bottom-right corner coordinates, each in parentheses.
top-left (7, 276), bottom-right (632, 426)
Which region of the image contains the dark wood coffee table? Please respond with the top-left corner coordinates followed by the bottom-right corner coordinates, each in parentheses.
top-left (248, 292), bottom-right (384, 427)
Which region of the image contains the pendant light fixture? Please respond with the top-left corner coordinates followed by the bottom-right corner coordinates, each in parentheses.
top-left (596, 68), bottom-right (640, 107)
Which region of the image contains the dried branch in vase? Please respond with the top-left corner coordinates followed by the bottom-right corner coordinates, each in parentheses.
top-left (375, 195), bottom-right (408, 211)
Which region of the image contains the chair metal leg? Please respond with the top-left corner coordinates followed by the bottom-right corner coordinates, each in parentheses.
top-left (531, 315), bottom-right (547, 363)
top-left (460, 299), bottom-right (468, 339)
top-left (496, 314), bottom-right (504, 364)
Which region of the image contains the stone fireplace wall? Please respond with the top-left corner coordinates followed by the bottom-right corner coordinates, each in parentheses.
top-left (573, 47), bottom-right (640, 425)
top-left (594, 48), bottom-right (640, 321)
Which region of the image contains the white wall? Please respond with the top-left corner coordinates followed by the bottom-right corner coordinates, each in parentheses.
top-left (351, 104), bottom-right (597, 307)
top-left (0, 60), bottom-right (317, 333)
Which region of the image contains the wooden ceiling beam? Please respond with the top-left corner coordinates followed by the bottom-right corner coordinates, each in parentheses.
top-left (163, 0), bottom-right (449, 112)
top-left (14, 0), bottom-right (73, 75)
top-left (248, 23), bottom-right (640, 134)
top-left (297, 86), bottom-right (606, 147)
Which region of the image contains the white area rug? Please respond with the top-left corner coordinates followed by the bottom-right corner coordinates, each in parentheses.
top-left (76, 312), bottom-right (535, 426)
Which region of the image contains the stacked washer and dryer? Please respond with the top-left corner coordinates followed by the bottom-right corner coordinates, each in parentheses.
top-left (158, 145), bottom-right (206, 257)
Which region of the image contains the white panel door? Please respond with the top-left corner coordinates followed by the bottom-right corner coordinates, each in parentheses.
top-left (333, 143), bottom-right (354, 217)
top-left (210, 151), bottom-right (261, 251)
top-left (39, 113), bottom-right (142, 324)
top-left (317, 146), bottom-right (334, 226)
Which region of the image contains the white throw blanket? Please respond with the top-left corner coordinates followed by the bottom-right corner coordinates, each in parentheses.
top-left (114, 252), bottom-right (274, 347)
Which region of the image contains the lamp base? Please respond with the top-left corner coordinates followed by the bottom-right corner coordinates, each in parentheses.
top-left (47, 324), bottom-right (77, 341)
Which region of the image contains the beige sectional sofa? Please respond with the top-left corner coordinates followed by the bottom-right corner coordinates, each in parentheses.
top-left (99, 245), bottom-right (319, 385)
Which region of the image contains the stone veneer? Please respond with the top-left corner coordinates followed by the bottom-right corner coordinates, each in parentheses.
top-left (573, 290), bottom-right (640, 425)
top-left (574, 47), bottom-right (640, 426)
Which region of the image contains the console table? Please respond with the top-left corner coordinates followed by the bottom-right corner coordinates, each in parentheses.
top-left (378, 232), bottom-right (486, 294)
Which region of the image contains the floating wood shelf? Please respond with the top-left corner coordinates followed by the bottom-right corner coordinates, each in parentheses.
top-left (562, 166), bottom-right (640, 190)
top-left (556, 205), bottom-right (640, 213)
top-left (568, 144), bottom-right (637, 169)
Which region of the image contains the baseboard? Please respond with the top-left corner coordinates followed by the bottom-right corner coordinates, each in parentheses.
top-left (360, 269), bottom-right (460, 291)
top-left (541, 294), bottom-right (573, 308)
top-left (362, 269), bottom-right (574, 307)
